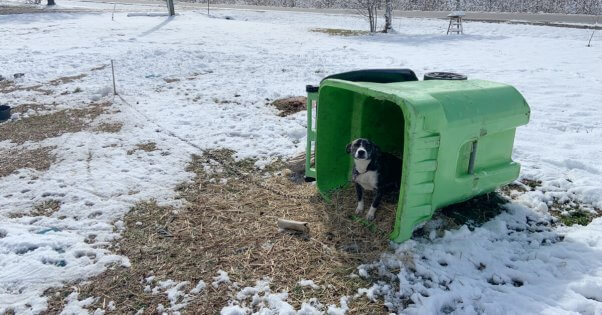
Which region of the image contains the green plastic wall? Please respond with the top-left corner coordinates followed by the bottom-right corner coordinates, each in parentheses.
top-left (312, 79), bottom-right (530, 243)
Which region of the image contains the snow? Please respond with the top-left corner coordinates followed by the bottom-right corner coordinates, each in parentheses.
top-left (224, 278), bottom-right (351, 314)
top-left (221, 304), bottom-right (250, 315)
top-left (357, 204), bottom-right (602, 314)
top-left (146, 278), bottom-right (208, 313)
top-left (0, 0), bottom-right (602, 313)
top-left (59, 292), bottom-right (96, 315)
top-left (190, 280), bottom-right (207, 295)
top-left (326, 297), bottom-right (349, 315)
top-left (212, 270), bottom-right (232, 288)
top-left (297, 279), bottom-right (320, 290)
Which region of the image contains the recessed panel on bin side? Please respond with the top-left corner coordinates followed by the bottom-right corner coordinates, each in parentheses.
top-left (428, 81), bottom-right (530, 210)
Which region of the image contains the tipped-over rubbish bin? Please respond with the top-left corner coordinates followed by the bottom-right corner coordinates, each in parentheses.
top-left (305, 69), bottom-right (530, 243)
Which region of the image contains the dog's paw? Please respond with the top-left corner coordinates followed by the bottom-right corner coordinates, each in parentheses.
top-left (355, 201), bottom-right (364, 214)
top-left (365, 207), bottom-right (376, 220)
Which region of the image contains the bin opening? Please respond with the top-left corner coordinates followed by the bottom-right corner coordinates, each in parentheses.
top-left (315, 87), bottom-right (406, 197)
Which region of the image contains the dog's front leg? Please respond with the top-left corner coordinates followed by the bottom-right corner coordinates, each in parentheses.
top-left (366, 189), bottom-right (382, 220)
top-left (355, 183), bottom-right (364, 214)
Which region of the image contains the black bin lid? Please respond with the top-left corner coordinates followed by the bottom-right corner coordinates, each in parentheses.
top-left (321, 69), bottom-right (418, 84)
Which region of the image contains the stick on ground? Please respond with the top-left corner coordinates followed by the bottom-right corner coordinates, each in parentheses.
top-left (277, 218), bottom-right (309, 234)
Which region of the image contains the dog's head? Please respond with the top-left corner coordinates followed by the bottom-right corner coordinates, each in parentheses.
top-left (346, 138), bottom-right (380, 160)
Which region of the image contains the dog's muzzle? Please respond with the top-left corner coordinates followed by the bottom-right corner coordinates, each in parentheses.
top-left (355, 149), bottom-right (367, 159)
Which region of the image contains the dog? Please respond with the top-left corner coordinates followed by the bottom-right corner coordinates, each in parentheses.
top-left (346, 138), bottom-right (402, 220)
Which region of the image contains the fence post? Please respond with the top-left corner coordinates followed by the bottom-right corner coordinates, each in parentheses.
top-left (167, 0), bottom-right (175, 16)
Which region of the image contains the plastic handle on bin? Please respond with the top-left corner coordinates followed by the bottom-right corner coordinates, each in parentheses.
top-left (468, 140), bottom-right (478, 175)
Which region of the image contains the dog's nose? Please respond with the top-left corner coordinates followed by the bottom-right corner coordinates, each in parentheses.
top-left (356, 149), bottom-right (366, 159)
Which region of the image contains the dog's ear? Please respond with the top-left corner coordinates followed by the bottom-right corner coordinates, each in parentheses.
top-left (346, 142), bottom-right (352, 154)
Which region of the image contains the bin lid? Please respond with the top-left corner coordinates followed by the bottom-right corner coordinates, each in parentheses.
top-left (321, 69), bottom-right (418, 84)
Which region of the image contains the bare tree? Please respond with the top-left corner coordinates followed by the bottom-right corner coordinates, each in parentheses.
top-left (353, 0), bottom-right (381, 32)
top-left (383, 0), bottom-right (393, 32)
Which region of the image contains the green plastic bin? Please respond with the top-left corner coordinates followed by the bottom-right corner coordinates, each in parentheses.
top-left (305, 70), bottom-right (530, 243)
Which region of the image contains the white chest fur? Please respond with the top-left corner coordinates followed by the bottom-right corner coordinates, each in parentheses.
top-left (354, 159), bottom-right (370, 173)
top-left (355, 170), bottom-right (378, 190)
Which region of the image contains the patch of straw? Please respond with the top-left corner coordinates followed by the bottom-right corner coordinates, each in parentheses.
top-left (45, 150), bottom-right (396, 313)
top-left (0, 146), bottom-right (56, 178)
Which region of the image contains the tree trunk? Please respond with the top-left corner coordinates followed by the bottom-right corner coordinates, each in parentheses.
top-left (383, 0), bottom-right (392, 32)
top-left (47, 0), bottom-right (55, 5)
top-left (369, 5), bottom-right (377, 32)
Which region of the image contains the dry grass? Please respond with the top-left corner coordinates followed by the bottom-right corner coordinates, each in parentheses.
top-left (127, 142), bottom-right (158, 155)
top-left (44, 150), bottom-right (395, 314)
top-left (91, 64), bottom-right (108, 71)
top-left (0, 80), bottom-right (53, 95)
top-left (10, 199), bottom-right (62, 218)
top-left (49, 74), bottom-right (87, 86)
top-left (1, 72), bottom-right (85, 97)
top-left (502, 178), bottom-right (601, 227)
top-left (311, 28), bottom-right (370, 37)
top-left (547, 196), bottom-right (601, 227)
top-left (10, 103), bottom-right (52, 115)
top-left (0, 101), bottom-right (111, 144)
top-left (0, 146), bottom-right (56, 178)
top-left (93, 122), bottom-right (123, 134)
top-left (31, 199), bottom-right (62, 216)
top-left (271, 96), bottom-right (307, 117)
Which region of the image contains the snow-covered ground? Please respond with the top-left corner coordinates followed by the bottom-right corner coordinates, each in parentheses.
top-left (1, 0), bottom-right (601, 313)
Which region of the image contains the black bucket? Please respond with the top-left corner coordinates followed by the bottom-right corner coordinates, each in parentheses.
top-left (0, 105), bottom-right (11, 122)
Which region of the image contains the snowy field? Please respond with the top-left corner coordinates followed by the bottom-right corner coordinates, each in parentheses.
top-left (1, 1), bottom-right (602, 313)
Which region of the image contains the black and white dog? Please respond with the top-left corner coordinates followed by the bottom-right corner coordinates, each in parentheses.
top-left (346, 138), bottom-right (402, 220)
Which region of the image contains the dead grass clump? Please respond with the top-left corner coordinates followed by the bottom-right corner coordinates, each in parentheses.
top-left (0, 101), bottom-right (111, 144)
top-left (547, 197), bottom-right (600, 227)
top-left (49, 74), bottom-right (87, 86)
top-left (501, 178), bottom-right (600, 227)
top-left (10, 103), bottom-right (51, 115)
top-left (0, 146), bottom-right (56, 178)
top-left (311, 28), bottom-right (370, 37)
top-left (271, 96), bottom-right (306, 117)
top-left (127, 142), bottom-right (158, 155)
top-left (50, 150), bottom-right (394, 313)
top-left (32, 199), bottom-right (61, 217)
top-left (91, 64), bottom-right (108, 71)
top-left (93, 122), bottom-right (123, 134)
top-left (163, 77), bottom-right (180, 83)
top-left (0, 80), bottom-right (52, 95)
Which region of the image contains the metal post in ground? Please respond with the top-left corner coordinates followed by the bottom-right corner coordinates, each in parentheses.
top-left (166, 0), bottom-right (175, 16)
top-left (587, 14), bottom-right (600, 47)
top-left (111, 60), bottom-right (117, 96)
